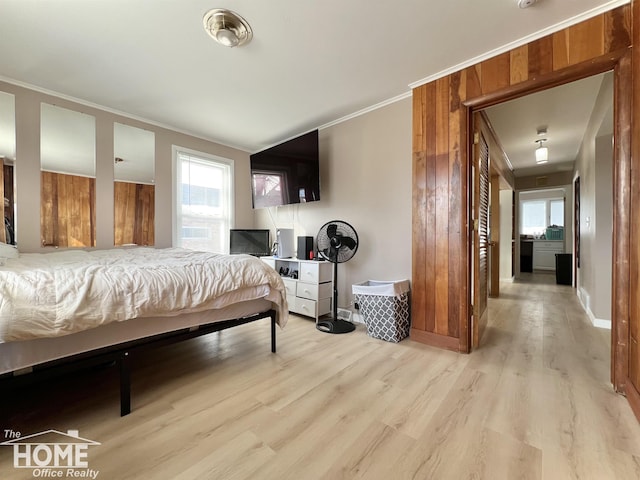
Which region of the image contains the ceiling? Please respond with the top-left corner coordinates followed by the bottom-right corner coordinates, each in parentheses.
top-left (0, 0), bottom-right (627, 154)
top-left (484, 71), bottom-right (613, 178)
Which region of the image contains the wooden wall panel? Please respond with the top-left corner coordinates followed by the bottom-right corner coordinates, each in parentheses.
top-left (412, 151), bottom-right (427, 332)
top-left (411, 4), bottom-right (632, 353)
top-left (114, 181), bottom-right (155, 246)
top-left (2, 164), bottom-right (14, 244)
top-left (568, 15), bottom-right (605, 66)
top-left (41, 171), bottom-right (95, 248)
top-left (604, 6), bottom-right (631, 52)
top-left (434, 77), bottom-right (450, 336)
top-left (0, 165), bottom-right (5, 243)
top-left (627, 0), bottom-right (640, 413)
top-left (510, 46), bottom-right (528, 85)
top-left (480, 52), bottom-right (511, 95)
top-left (448, 71), bottom-right (465, 339)
top-left (529, 36), bottom-right (554, 78)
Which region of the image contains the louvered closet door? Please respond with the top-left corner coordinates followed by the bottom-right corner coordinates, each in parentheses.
top-left (472, 131), bottom-right (489, 349)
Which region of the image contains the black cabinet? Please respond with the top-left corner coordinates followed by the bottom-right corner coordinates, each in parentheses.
top-left (520, 241), bottom-right (533, 273)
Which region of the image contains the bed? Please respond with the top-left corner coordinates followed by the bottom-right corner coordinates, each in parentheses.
top-left (0, 246), bottom-right (288, 415)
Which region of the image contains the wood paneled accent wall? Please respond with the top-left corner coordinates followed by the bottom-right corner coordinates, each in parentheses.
top-left (0, 164), bottom-right (5, 243)
top-left (114, 181), bottom-right (155, 246)
top-left (411, 5), bottom-right (631, 353)
top-left (627, 0), bottom-right (640, 419)
top-left (41, 171), bottom-right (96, 247)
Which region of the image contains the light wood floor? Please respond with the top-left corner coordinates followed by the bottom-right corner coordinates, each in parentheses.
top-left (2, 274), bottom-right (640, 479)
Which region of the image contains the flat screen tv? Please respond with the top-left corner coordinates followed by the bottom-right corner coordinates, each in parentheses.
top-left (229, 229), bottom-right (271, 256)
top-left (250, 129), bottom-right (320, 209)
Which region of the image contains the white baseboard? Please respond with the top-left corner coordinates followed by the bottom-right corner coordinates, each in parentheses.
top-left (577, 287), bottom-right (611, 330)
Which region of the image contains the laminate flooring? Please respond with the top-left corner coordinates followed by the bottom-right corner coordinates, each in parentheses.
top-left (2, 273), bottom-right (640, 479)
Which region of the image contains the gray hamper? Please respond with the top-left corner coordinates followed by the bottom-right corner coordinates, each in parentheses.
top-left (352, 280), bottom-right (411, 342)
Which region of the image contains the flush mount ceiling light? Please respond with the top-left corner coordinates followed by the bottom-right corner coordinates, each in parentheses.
top-left (203, 8), bottom-right (253, 48)
top-left (535, 139), bottom-right (548, 164)
top-left (516, 0), bottom-right (538, 8)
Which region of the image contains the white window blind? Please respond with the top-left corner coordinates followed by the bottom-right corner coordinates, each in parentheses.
top-left (520, 197), bottom-right (564, 236)
top-left (174, 149), bottom-right (233, 253)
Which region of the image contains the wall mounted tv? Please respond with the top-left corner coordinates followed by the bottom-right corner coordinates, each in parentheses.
top-left (250, 129), bottom-right (320, 209)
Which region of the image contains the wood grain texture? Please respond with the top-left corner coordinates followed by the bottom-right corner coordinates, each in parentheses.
top-left (613, 51), bottom-right (632, 394)
top-left (0, 164), bottom-right (4, 243)
top-left (480, 114), bottom-right (515, 190)
top-left (448, 71), bottom-right (464, 339)
top-left (529, 36), bottom-right (554, 78)
top-left (473, 132), bottom-right (489, 348)
top-left (411, 4), bottom-right (632, 356)
top-left (434, 77), bottom-right (450, 336)
top-left (412, 152), bottom-right (427, 332)
top-left (412, 87), bottom-right (427, 153)
top-left (604, 5), bottom-right (631, 53)
top-left (4, 277), bottom-right (640, 479)
top-left (114, 182), bottom-right (155, 246)
top-left (480, 52), bottom-right (511, 95)
top-left (3, 165), bottom-right (13, 229)
top-left (510, 45), bottom-right (529, 85)
top-left (40, 171), bottom-right (96, 248)
top-left (629, 0), bottom-right (640, 404)
top-left (424, 83), bottom-right (437, 333)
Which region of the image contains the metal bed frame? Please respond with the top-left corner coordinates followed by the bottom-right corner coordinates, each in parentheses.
top-left (0, 309), bottom-right (277, 416)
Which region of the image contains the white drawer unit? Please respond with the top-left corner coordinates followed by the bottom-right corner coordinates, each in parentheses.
top-left (532, 240), bottom-right (564, 270)
top-left (262, 257), bottom-right (333, 322)
top-left (296, 281), bottom-right (332, 301)
top-left (300, 262), bottom-right (333, 284)
top-left (281, 277), bottom-right (297, 296)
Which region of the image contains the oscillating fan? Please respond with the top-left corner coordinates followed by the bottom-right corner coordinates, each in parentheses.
top-left (316, 220), bottom-right (359, 334)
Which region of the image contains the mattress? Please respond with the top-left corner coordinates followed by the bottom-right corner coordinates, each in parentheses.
top-left (0, 298), bottom-right (273, 374)
top-left (0, 247), bottom-right (287, 342)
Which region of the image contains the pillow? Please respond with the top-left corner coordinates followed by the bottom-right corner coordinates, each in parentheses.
top-left (0, 242), bottom-right (19, 260)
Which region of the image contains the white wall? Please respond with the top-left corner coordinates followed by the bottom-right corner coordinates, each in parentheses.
top-left (254, 98), bottom-right (413, 311)
top-left (499, 189), bottom-right (513, 280)
top-left (573, 73), bottom-right (613, 327)
top-left (6, 79), bottom-right (412, 312)
top-left (592, 133), bottom-right (613, 320)
top-left (2, 80), bottom-right (253, 252)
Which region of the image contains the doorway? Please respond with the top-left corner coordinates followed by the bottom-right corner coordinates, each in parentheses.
top-left (471, 71), bottom-right (614, 349)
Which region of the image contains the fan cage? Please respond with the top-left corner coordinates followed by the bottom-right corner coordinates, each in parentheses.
top-left (316, 221), bottom-right (358, 264)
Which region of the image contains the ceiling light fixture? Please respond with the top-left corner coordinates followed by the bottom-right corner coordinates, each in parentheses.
top-left (535, 139), bottom-right (548, 164)
top-left (203, 9), bottom-right (253, 48)
top-left (517, 0), bottom-right (537, 8)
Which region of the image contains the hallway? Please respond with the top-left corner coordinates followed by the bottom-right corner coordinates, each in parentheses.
top-left (472, 272), bottom-right (640, 478)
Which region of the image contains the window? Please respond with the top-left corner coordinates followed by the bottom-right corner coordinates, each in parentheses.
top-left (521, 200), bottom-right (546, 235)
top-left (549, 199), bottom-right (564, 227)
top-left (520, 198), bottom-right (564, 236)
top-left (173, 147), bottom-right (233, 253)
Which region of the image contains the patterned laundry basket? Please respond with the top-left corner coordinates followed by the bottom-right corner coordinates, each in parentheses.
top-left (352, 280), bottom-right (411, 343)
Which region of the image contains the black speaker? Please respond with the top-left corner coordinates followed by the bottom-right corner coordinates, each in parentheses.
top-left (297, 236), bottom-right (314, 260)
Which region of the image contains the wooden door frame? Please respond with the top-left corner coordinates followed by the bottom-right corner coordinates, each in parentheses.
top-left (462, 51), bottom-right (630, 393)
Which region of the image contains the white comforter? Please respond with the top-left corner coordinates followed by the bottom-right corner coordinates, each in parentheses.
top-left (0, 248), bottom-right (288, 342)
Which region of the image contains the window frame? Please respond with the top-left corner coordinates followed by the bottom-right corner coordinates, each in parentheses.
top-left (520, 197), bottom-right (564, 236)
top-left (172, 145), bottom-right (235, 253)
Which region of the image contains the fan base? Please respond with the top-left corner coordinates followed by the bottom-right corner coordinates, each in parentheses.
top-left (316, 318), bottom-right (356, 334)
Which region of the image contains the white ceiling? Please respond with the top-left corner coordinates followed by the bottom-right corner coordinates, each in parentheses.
top-left (484, 71), bottom-right (612, 178)
top-left (0, 0), bottom-right (627, 156)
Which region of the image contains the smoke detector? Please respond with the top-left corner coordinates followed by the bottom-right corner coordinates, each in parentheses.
top-left (203, 9), bottom-right (253, 48)
top-left (517, 0), bottom-right (537, 8)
